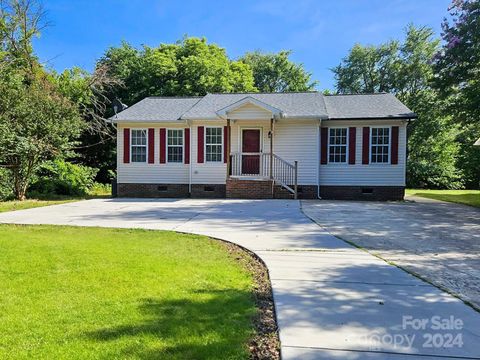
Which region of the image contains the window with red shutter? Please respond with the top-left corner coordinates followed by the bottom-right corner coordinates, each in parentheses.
top-left (348, 127), bottom-right (356, 165)
top-left (159, 128), bottom-right (166, 164)
top-left (197, 126), bottom-right (204, 163)
top-left (123, 128), bottom-right (130, 163)
top-left (362, 127), bottom-right (370, 164)
top-left (320, 127), bottom-right (328, 165)
top-left (148, 128), bottom-right (154, 164)
top-left (184, 128), bottom-right (190, 164)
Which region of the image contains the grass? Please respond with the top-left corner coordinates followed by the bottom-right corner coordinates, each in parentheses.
top-left (0, 183), bottom-right (112, 213)
top-left (406, 189), bottom-right (480, 208)
top-left (0, 225), bottom-right (257, 359)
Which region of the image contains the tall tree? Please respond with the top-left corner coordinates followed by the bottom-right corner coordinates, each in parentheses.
top-left (0, 0), bottom-right (85, 200)
top-left (332, 25), bottom-right (463, 189)
top-left (433, 0), bottom-right (480, 188)
top-left (100, 37), bottom-right (257, 106)
top-left (240, 50), bottom-right (317, 92)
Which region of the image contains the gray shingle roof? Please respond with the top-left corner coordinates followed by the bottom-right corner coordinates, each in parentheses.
top-left (324, 93), bottom-right (416, 119)
top-left (112, 92), bottom-right (416, 122)
top-left (112, 97), bottom-right (201, 121)
top-left (180, 92), bottom-right (328, 119)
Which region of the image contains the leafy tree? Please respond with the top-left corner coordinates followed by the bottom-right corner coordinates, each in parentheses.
top-left (240, 50), bottom-right (317, 92)
top-left (53, 66), bottom-right (121, 183)
top-left (100, 37), bottom-right (257, 106)
top-left (433, 0), bottom-right (480, 188)
top-left (332, 25), bottom-right (462, 189)
top-left (0, 0), bottom-right (85, 200)
top-left (333, 42), bottom-right (400, 94)
top-left (0, 69), bottom-right (84, 200)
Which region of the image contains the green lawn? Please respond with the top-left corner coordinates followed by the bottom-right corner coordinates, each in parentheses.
top-left (0, 225), bottom-right (256, 359)
top-left (0, 184), bottom-right (112, 213)
top-left (0, 199), bottom-right (79, 213)
top-left (406, 189), bottom-right (480, 208)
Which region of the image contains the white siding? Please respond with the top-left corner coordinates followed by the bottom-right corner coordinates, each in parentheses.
top-left (227, 103), bottom-right (272, 120)
top-left (117, 123), bottom-right (189, 184)
top-left (319, 120), bottom-right (407, 186)
top-left (117, 118), bottom-right (408, 188)
top-left (273, 120), bottom-right (319, 185)
top-left (191, 122), bottom-right (227, 184)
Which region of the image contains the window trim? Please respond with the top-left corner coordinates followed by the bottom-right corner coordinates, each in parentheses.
top-left (166, 128), bottom-right (185, 164)
top-left (204, 126), bottom-right (224, 163)
top-left (327, 127), bottom-right (349, 164)
top-left (130, 128), bottom-right (148, 163)
top-left (369, 126), bottom-right (391, 165)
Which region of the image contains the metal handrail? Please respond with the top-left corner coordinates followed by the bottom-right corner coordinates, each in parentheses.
top-left (230, 152), bottom-right (298, 199)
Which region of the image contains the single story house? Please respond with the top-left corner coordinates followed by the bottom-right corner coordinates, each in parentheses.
top-left (112, 92), bottom-right (416, 200)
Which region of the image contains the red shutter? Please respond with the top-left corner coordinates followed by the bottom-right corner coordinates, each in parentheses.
top-left (148, 128), bottom-right (155, 164)
top-left (123, 128), bottom-right (130, 163)
top-left (320, 127), bottom-right (328, 164)
top-left (184, 128), bottom-right (190, 164)
top-left (223, 126), bottom-right (228, 163)
top-left (348, 127), bottom-right (356, 165)
top-left (159, 128), bottom-right (166, 164)
top-left (362, 127), bottom-right (370, 165)
top-left (197, 126), bottom-right (204, 163)
top-left (391, 126), bottom-right (399, 165)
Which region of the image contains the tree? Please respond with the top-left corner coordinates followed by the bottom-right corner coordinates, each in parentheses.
top-left (433, 0), bottom-right (480, 188)
top-left (53, 65), bottom-right (122, 183)
top-left (0, 69), bottom-right (84, 200)
top-left (332, 25), bottom-right (462, 189)
top-left (0, 0), bottom-right (85, 200)
top-left (100, 37), bottom-right (257, 105)
top-left (333, 42), bottom-right (400, 94)
top-left (240, 50), bottom-right (317, 92)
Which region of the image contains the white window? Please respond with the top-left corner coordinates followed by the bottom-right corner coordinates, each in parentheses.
top-left (328, 128), bottom-right (348, 163)
top-left (131, 129), bottom-right (147, 163)
top-left (167, 129), bottom-right (183, 163)
top-left (371, 127), bottom-right (390, 163)
top-left (205, 127), bottom-right (223, 162)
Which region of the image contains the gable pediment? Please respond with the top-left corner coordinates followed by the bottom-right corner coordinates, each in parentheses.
top-left (216, 96), bottom-right (283, 119)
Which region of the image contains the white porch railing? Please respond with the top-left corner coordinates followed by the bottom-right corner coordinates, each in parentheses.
top-left (229, 152), bottom-right (298, 198)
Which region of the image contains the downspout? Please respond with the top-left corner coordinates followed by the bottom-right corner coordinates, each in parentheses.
top-left (188, 121), bottom-right (192, 196)
top-left (317, 119), bottom-right (322, 199)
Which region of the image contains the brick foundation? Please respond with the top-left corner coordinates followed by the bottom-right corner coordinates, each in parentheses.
top-left (191, 184), bottom-right (226, 198)
top-left (320, 185), bottom-right (405, 201)
top-left (117, 182), bottom-right (404, 201)
top-left (117, 183), bottom-right (190, 198)
top-left (274, 185), bottom-right (318, 199)
top-left (226, 178), bottom-right (274, 199)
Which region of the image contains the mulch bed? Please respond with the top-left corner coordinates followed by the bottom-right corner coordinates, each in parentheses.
top-left (220, 241), bottom-right (281, 360)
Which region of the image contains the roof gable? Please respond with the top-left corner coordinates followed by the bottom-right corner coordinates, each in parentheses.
top-left (216, 96), bottom-right (282, 119)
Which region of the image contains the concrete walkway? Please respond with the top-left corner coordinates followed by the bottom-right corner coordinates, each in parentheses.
top-left (302, 196), bottom-right (480, 311)
top-left (1, 199), bottom-right (479, 359)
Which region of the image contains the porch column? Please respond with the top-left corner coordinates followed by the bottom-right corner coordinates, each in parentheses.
top-left (226, 118), bottom-right (231, 178)
top-left (269, 117), bottom-right (274, 179)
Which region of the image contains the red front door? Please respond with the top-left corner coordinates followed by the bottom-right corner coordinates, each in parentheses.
top-left (242, 129), bottom-right (261, 175)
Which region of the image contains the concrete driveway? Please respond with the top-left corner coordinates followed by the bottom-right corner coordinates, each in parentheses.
top-left (1, 199), bottom-right (480, 359)
top-left (302, 196), bottom-right (480, 311)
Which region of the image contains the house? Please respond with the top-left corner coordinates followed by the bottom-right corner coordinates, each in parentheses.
top-left (112, 92), bottom-right (416, 200)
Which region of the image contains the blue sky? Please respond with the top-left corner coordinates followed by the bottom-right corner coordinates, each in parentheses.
top-left (35, 0), bottom-right (452, 90)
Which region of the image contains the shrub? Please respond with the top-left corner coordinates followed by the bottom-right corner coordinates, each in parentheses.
top-left (29, 160), bottom-right (98, 197)
top-left (0, 168), bottom-right (13, 200)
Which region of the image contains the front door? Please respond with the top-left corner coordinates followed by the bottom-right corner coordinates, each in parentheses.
top-left (242, 129), bottom-right (261, 175)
